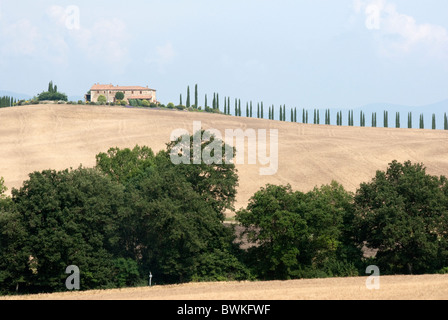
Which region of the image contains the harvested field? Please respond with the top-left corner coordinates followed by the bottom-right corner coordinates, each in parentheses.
top-left (3, 274), bottom-right (448, 300)
top-left (1, 104), bottom-right (448, 300)
top-left (1, 104), bottom-right (448, 213)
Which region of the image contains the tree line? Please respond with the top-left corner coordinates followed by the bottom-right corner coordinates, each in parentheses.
top-left (0, 96), bottom-right (16, 108)
top-left (177, 85), bottom-right (448, 130)
top-left (1, 134), bottom-right (448, 295)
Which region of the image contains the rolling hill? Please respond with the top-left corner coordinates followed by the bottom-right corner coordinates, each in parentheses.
top-left (1, 103), bottom-right (448, 213)
top-left (2, 103), bottom-right (448, 300)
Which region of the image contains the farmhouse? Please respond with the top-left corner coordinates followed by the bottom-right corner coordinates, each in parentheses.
top-left (86, 83), bottom-right (157, 104)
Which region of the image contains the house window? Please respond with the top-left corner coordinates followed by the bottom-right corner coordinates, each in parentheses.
top-left (140, 91), bottom-right (142, 94)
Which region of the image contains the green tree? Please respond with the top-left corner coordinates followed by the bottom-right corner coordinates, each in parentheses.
top-left (7, 167), bottom-right (127, 293)
top-left (186, 86), bottom-right (191, 108)
top-left (353, 160), bottom-right (448, 274)
top-left (96, 145), bottom-right (156, 184)
top-left (115, 92), bottom-right (124, 101)
top-left (194, 84), bottom-right (198, 109)
top-left (237, 182), bottom-right (359, 280)
top-left (97, 95), bottom-right (107, 104)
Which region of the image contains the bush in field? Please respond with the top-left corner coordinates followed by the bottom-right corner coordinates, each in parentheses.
top-left (141, 100), bottom-right (150, 107)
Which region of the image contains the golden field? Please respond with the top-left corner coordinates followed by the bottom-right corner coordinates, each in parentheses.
top-left (1, 104), bottom-right (448, 300)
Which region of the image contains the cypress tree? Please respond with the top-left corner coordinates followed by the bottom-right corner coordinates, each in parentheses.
top-left (238, 100), bottom-right (241, 117)
top-left (216, 93), bottom-right (219, 111)
top-left (432, 114), bottom-right (436, 130)
top-left (212, 93), bottom-right (216, 109)
top-left (179, 94), bottom-right (182, 106)
top-left (194, 84), bottom-right (198, 109)
top-left (306, 110), bottom-right (309, 124)
top-left (444, 113), bottom-right (448, 130)
top-left (246, 102), bottom-right (249, 117)
top-left (205, 94), bottom-right (208, 109)
top-left (294, 108), bottom-right (297, 122)
top-left (261, 102), bottom-right (264, 119)
top-left (396, 112), bottom-right (400, 128)
top-left (186, 86), bottom-right (190, 108)
top-left (291, 109), bottom-right (294, 122)
top-left (408, 112), bottom-right (412, 129)
top-left (302, 109), bottom-right (305, 123)
top-left (257, 103), bottom-right (260, 118)
top-left (235, 99), bottom-right (237, 116)
top-left (250, 101), bottom-right (253, 118)
top-left (420, 114), bottom-right (424, 129)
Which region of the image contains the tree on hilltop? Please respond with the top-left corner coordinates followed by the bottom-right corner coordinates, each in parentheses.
top-left (38, 81), bottom-right (68, 101)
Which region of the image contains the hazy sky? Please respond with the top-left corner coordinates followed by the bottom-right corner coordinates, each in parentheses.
top-left (1, 0), bottom-right (447, 108)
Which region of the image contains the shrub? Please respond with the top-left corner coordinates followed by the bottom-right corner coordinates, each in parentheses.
top-left (97, 95), bottom-right (107, 105)
top-left (78, 100), bottom-right (83, 105)
top-left (167, 102), bottom-right (175, 109)
top-left (141, 100), bottom-right (150, 107)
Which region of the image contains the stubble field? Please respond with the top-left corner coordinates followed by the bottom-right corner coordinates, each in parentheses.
top-left (1, 104), bottom-right (448, 300)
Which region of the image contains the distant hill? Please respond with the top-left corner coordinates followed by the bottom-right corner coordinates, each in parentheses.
top-left (0, 90), bottom-right (32, 100)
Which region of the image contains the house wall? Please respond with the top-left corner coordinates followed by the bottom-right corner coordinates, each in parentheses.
top-left (90, 88), bottom-right (157, 103)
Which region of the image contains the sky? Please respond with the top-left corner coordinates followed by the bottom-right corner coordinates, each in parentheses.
top-left (0, 0), bottom-right (447, 108)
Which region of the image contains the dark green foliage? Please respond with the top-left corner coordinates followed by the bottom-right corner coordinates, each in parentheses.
top-left (0, 96), bottom-right (15, 108)
top-left (353, 160), bottom-right (448, 274)
top-left (115, 92), bottom-right (124, 101)
top-left (420, 114), bottom-right (424, 129)
top-left (194, 84), bottom-right (198, 109)
top-left (432, 114), bottom-right (436, 130)
top-left (395, 112), bottom-right (400, 128)
top-left (37, 81), bottom-right (68, 101)
top-left (383, 110), bottom-right (388, 128)
top-left (445, 113), bottom-right (448, 130)
top-left (186, 86), bottom-right (190, 108)
top-left (2, 167), bottom-right (126, 293)
top-left (236, 182), bottom-right (360, 280)
top-left (95, 145), bottom-right (156, 184)
top-left (408, 112), bottom-right (412, 129)
top-left (372, 112), bottom-right (377, 128)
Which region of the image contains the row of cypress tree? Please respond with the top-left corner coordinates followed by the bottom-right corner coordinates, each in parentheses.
top-left (0, 96), bottom-right (16, 108)
top-left (181, 85), bottom-right (448, 130)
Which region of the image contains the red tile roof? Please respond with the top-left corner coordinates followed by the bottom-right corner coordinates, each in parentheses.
top-left (91, 84), bottom-right (156, 91)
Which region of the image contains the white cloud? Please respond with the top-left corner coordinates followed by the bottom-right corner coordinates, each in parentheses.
top-left (354, 0), bottom-right (448, 60)
top-left (73, 18), bottom-right (129, 65)
top-left (0, 19), bottom-right (40, 56)
top-left (145, 42), bottom-right (176, 74)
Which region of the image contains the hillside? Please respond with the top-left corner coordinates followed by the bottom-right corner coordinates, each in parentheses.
top-left (1, 104), bottom-right (448, 213)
